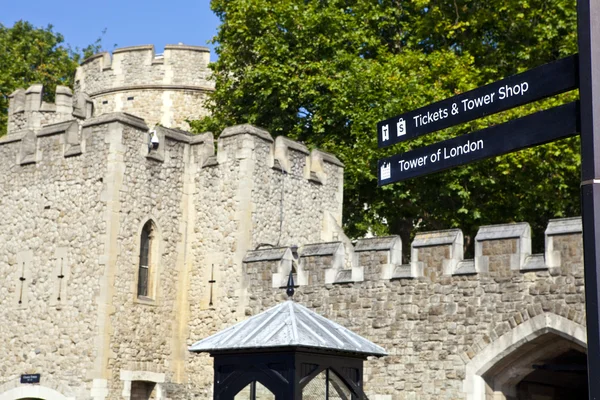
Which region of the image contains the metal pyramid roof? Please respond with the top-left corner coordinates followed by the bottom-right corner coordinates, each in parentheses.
top-left (188, 300), bottom-right (387, 357)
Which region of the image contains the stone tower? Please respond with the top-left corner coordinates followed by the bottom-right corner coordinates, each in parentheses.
top-left (74, 44), bottom-right (213, 130)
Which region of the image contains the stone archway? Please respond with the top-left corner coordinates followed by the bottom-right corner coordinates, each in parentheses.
top-left (0, 385), bottom-right (72, 400)
top-left (463, 313), bottom-right (587, 400)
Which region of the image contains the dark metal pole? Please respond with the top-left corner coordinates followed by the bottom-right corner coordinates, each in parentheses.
top-left (578, 1), bottom-right (600, 399)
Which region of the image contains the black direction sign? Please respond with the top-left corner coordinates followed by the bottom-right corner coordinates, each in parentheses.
top-left (378, 101), bottom-right (579, 185)
top-left (377, 55), bottom-right (578, 148)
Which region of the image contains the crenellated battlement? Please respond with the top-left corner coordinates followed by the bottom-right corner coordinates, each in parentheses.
top-left (73, 44), bottom-right (213, 129)
top-left (240, 217), bottom-right (585, 400)
top-left (211, 123), bottom-right (343, 181)
top-left (75, 44), bottom-right (213, 96)
top-left (244, 217), bottom-right (583, 288)
top-left (7, 84), bottom-right (93, 136)
top-left (0, 111), bottom-right (343, 204)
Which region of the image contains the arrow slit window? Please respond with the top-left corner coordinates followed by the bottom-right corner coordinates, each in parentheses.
top-left (138, 220), bottom-right (158, 299)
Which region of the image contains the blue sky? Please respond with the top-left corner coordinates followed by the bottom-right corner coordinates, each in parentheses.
top-left (1, 0), bottom-right (221, 61)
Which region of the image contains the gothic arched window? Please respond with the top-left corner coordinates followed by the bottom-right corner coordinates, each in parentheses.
top-left (138, 220), bottom-right (157, 299)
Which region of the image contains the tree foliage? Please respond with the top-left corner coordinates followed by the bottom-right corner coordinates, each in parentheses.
top-left (0, 21), bottom-right (102, 136)
top-left (195, 0), bottom-right (580, 253)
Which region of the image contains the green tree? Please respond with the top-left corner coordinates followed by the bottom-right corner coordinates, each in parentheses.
top-left (193, 0), bottom-right (580, 254)
top-left (0, 21), bottom-right (102, 136)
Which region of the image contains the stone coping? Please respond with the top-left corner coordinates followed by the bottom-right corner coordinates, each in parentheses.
top-left (275, 135), bottom-right (309, 155)
top-left (79, 51), bottom-right (110, 66)
top-left (412, 229), bottom-right (462, 248)
top-left (392, 264), bottom-right (413, 279)
top-left (164, 44), bottom-right (210, 52)
top-left (0, 131), bottom-right (26, 144)
top-left (545, 217), bottom-right (582, 235)
top-left (25, 84), bottom-right (43, 94)
top-left (476, 222), bottom-right (530, 241)
top-left (300, 242), bottom-right (342, 257)
top-left (220, 124), bottom-right (273, 142)
top-left (522, 254), bottom-right (548, 271)
top-left (56, 86), bottom-right (73, 95)
top-left (154, 126), bottom-right (210, 144)
top-left (89, 84), bottom-right (214, 97)
top-left (354, 235), bottom-right (401, 252)
top-left (243, 247), bottom-right (291, 263)
top-left (112, 44), bottom-right (155, 54)
top-left (82, 112), bottom-right (148, 131)
top-left (454, 260), bottom-right (477, 275)
top-left (37, 120), bottom-right (78, 137)
top-left (333, 269), bottom-right (353, 283)
top-left (311, 149), bottom-right (344, 167)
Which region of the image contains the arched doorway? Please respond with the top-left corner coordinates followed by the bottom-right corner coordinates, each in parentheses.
top-left (482, 332), bottom-right (587, 399)
top-left (0, 385), bottom-right (72, 400)
top-left (463, 313), bottom-right (588, 400)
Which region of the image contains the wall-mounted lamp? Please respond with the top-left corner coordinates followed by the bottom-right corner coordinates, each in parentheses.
top-left (149, 130), bottom-right (159, 151)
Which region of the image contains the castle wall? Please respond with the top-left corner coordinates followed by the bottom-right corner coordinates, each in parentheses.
top-left (0, 117), bottom-right (110, 399)
top-left (0, 79), bottom-right (588, 400)
top-left (0, 81), bottom-right (347, 398)
top-left (241, 219), bottom-right (585, 400)
top-left (7, 85), bottom-right (93, 136)
top-left (75, 45), bottom-right (213, 130)
top-left (183, 125), bottom-right (345, 397)
top-left (94, 116), bottom-right (192, 399)
top-left (92, 89), bottom-right (210, 130)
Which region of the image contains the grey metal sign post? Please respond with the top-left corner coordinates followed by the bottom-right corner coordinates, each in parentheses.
top-left (377, 1), bottom-right (600, 397)
top-left (577, 0), bottom-right (600, 398)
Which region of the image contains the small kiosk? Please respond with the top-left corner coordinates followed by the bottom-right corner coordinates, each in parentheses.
top-left (189, 278), bottom-right (387, 399)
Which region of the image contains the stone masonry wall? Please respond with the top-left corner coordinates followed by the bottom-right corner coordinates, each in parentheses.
top-left (0, 77), bottom-right (587, 400)
top-left (6, 85), bottom-right (93, 136)
top-left (184, 125), bottom-right (345, 398)
top-left (76, 45), bottom-right (212, 94)
top-left (92, 89), bottom-right (210, 131)
top-left (0, 94), bottom-right (346, 398)
top-left (74, 45), bottom-right (213, 130)
top-left (0, 115), bottom-right (110, 399)
top-left (97, 116), bottom-right (192, 399)
top-left (240, 219), bottom-right (585, 400)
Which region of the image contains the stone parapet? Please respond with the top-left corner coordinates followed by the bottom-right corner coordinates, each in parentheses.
top-left (545, 217), bottom-right (582, 268)
top-left (212, 123), bottom-right (344, 189)
top-left (7, 84), bottom-right (93, 136)
top-left (243, 220), bottom-right (583, 288)
top-left (242, 219), bottom-right (585, 399)
top-left (412, 229), bottom-right (463, 280)
top-left (355, 236), bottom-right (401, 280)
top-left (76, 44), bottom-right (212, 95)
top-left (475, 222), bottom-right (531, 273)
top-left (74, 44), bottom-right (213, 130)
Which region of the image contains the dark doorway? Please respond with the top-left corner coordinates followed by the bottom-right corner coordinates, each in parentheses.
top-left (516, 349), bottom-right (588, 399)
top-left (130, 380), bottom-right (157, 400)
top-left (481, 332), bottom-right (587, 400)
